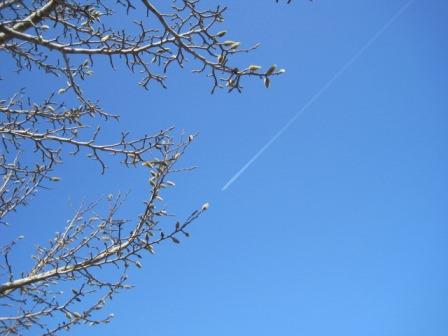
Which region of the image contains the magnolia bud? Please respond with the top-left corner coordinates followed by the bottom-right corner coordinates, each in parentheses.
top-left (266, 64), bottom-right (276, 76)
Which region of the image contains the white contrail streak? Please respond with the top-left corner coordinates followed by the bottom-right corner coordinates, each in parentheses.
top-left (222, 0), bottom-right (414, 191)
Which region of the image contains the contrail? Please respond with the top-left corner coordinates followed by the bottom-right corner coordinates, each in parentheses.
top-left (222, 0), bottom-right (414, 191)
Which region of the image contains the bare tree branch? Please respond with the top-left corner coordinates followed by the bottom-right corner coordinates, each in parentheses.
top-left (0, 0), bottom-right (296, 334)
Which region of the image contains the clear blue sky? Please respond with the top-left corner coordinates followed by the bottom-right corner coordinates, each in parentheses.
top-left (2, 0), bottom-right (448, 335)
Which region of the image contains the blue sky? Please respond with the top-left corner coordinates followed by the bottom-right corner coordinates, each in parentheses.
top-left (2, 0), bottom-right (448, 335)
